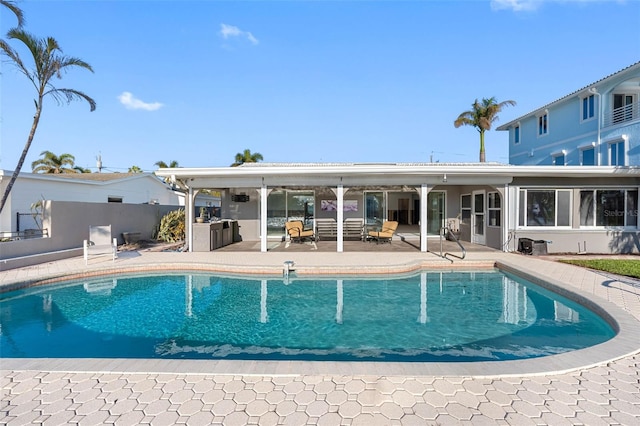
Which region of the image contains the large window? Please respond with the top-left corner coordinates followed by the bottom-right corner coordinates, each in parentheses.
top-left (582, 94), bottom-right (595, 121)
top-left (580, 189), bottom-right (638, 228)
top-left (267, 190), bottom-right (315, 237)
top-left (538, 113), bottom-right (548, 136)
top-left (609, 140), bottom-right (625, 166)
top-left (518, 189), bottom-right (571, 227)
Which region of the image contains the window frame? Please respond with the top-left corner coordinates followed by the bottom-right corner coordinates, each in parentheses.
top-left (579, 188), bottom-right (638, 229)
top-left (537, 112), bottom-right (549, 137)
top-left (579, 143), bottom-right (596, 166)
top-left (517, 188), bottom-right (572, 229)
top-left (581, 94), bottom-right (595, 122)
top-left (514, 124), bottom-right (520, 145)
top-left (609, 139), bottom-right (626, 166)
top-left (552, 150), bottom-right (566, 166)
top-left (487, 192), bottom-right (501, 227)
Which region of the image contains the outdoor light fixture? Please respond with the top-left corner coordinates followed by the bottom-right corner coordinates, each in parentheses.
top-left (442, 174), bottom-right (447, 183)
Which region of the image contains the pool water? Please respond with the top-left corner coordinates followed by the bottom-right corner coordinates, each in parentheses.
top-left (0, 271), bottom-right (614, 362)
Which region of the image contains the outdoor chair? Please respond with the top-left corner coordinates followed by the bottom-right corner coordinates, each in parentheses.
top-left (285, 221), bottom-right (315, 243)
top-left (83, 225), bottom-right (118, 265)
top-left (368, 220), bottom-right (398, 244)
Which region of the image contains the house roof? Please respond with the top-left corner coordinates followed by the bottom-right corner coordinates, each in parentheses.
top-left (496, 61), bottom-right (640, 130)
top-left (0, 170), bottom-right (168, 186)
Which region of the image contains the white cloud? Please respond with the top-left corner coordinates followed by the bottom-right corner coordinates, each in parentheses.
top-left (490, 0), bottom-right (617, 12)
top-left (219, 23), bottom-right (259, 45)
top-left (117, 92), bottom-right (163, 111)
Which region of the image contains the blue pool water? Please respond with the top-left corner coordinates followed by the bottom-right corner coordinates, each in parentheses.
top-left (0, 271), bottom-right (614, 362)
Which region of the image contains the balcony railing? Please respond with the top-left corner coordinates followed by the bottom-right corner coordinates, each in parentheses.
top-left (603, 101), bottom-right (640, 128)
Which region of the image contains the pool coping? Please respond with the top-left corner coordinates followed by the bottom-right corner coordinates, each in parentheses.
top-left (2, 256), bottom-right (639, 378)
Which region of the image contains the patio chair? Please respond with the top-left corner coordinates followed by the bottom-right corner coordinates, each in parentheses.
top-left (83, 225), bottom-right (118, 265)
top-left (285, 221), bottom-right (315, 243)
top-left (368, 220), bottom-right (398, 244)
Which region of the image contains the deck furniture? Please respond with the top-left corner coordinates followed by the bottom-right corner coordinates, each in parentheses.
top-left (286, 220), bottom-right (315, 243)
top-left (368, 220), bottom-right (399, 244)
top-left (83, 225), bottom-right (118, 265)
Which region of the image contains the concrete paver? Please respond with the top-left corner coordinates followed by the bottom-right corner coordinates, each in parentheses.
top-left (2, 249), bottom-right (640, 424)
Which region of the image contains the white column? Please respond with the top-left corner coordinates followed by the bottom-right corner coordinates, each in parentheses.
top-left (420, 184), bottom-right (428, 252)
top-left (188, 187), bottom-right (194, 252)
top-left (337, 184), bottom-right (344, 252)
top-left (336, 279), bottom-right (343, 324)
top-left (260, 279), bottom-right (268, 323)
top-left (260, 184), bottom-right (268, 252)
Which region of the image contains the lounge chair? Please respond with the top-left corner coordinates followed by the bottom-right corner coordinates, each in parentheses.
top-left (83, 225), bottom-right (118, 265)
top-left (368, 220), bottom-right (398, 244)
top-left (285, 220), bottom-right (315, 243)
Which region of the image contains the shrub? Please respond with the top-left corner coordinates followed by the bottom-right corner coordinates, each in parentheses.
top-left (157, 209), bottom-right (185, 243)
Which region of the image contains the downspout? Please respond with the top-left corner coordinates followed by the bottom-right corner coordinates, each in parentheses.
top-left (589, 88), bottom-right (601, 165)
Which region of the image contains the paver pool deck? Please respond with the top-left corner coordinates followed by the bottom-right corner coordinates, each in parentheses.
top-left (1, 246), bottom-right (639, 425)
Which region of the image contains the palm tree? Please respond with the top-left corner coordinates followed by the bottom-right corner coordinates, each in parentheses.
top-left (0, 29), bottom-right (95, 213)
top-left (74, 166), bottom-right (92, 173)
top-left (128, 165), bottom-right (143, 173)
top-left (31, 151), bottom-right (78, 174)
top-left (154, 160), bottom-right (179, 169)
top-left (231, 149), bottom-right (263, 167)
top-left (1, 1), bottom-right (25, 27)
top-left (454, 97), bottom-right (516, 162)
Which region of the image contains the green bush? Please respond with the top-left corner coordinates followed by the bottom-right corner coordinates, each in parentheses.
top-left (157, 209), bottom-right (185, 243)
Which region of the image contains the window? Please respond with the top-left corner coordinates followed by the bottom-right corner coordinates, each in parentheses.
top-left (609, 140), bottom-right (625, 166)
top-left (552, 152), bottom-right (565, 166)
top-left (613, 94), bottom-right (634, 123)
top-left (108, 197), bottom-right (123, 203)
top-left (514, 125), bottom-right (520, 144)
top-left (460, 194), bottom-right (471, 226)
top-left (581, 146), bottom-right (595, 166)
top-left (538, 112), bottom-right (548, 136)
top-left (518, 189), bottom-right (571, 227)
top-left (580, 189), bottom-right (638, 227)
top-left (582, 94), bottom-right (595, 121)
top-left (488, 192), bottom-right (501, 227)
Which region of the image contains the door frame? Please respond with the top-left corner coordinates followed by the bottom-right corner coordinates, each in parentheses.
top-left (472, 190), bottom-right (485, 245)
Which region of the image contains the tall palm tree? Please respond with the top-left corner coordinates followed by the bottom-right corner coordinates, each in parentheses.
top-left (0, 29), bottom-right (95, 213)
top-left (454, 97), bottom-right (516, 162)
top-left (31, 151), bottom-right (78, 174)
top-left (231, 149), bottom-right (263, 167)
top-left (1, 0), bottom-right (25, 27)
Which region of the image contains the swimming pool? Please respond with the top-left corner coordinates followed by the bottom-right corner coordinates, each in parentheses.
top-left (0, 270), bottom-right (615, 362)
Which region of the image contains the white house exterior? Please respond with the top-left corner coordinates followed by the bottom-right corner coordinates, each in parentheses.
top-left (498, 61), bottom-right (640, 167)
top-left (0, 171), bottom-right (182, 235)
top-left (156, 162), bottom-right (640, 255)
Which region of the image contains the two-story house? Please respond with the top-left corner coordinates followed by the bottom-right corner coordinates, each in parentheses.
top-left (498, 61), bottom-right (639, 167)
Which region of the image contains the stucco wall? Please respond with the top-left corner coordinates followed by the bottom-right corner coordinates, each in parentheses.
top-left (1, 201), bottom-right (180, 261)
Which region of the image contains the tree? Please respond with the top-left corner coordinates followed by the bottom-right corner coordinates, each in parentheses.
top-left (154, 160), bottom-right (179, 183)
top-left (0, 29), bottom-right (95, 213)
top-left (74, 166), bottom-right (92, 173)
top-left (128, 165), bottom-right (143, 173)
top-left (154, 160), bottom-right (179, 169)
top-left (31, 151), bottom-right (78, 174)
top-left (231, 149), bottom-right (263, 167)
top-left (454, 97), bottom-right (516, 162)
top-left (1, 1), bottom-right (25, 27)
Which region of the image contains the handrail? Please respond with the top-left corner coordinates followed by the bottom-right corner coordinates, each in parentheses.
top-left (438, 225), bottom-right (466, 262)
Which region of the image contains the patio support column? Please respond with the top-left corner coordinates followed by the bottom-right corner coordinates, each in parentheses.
top-left (502, 184), bottom-right (509, 252)
top-left (188, 186), bottom-right (194, 252)
top-left (420, 184), bottom-right (428, 252)
top-left (260, 183), bottom-right (268, 252)
top-left (337, 184), bottom-right (344, 252)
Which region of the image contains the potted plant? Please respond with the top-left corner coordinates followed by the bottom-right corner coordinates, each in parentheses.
top-left (196, 206), bottom-right (206, 223)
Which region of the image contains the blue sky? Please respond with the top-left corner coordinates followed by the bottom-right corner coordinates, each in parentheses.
top-left (1, 0), bottom-right (639, 172)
